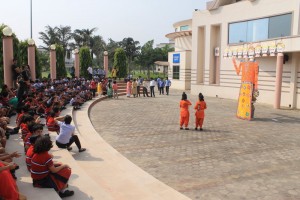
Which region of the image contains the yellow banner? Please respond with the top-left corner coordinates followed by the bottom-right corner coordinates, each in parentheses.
top-left (236, 82), bottom-right (253, 120)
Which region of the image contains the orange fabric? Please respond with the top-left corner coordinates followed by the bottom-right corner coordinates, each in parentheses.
top-left (234, 61), bottom-right (259, 90)
top-left (0, 162), bottom-right (19, 200)
top-left (194, 100), bottom-right (207, 128)
top-left (180, 100), bottom-right (192, 127)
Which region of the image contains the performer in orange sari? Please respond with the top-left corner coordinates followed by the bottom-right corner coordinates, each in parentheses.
top-left (179, 92), bottom-right (192, 130)
top-left (194, 93), bottom-right (207, 131)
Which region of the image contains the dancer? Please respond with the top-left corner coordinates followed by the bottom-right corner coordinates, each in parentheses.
top-left (179, 92), bottom-right (192, 130)
top-left (194, 93), bottom-right (207, 131)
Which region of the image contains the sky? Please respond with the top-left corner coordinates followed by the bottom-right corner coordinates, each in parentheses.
top-left (0, 0), bottom-right (208, 48)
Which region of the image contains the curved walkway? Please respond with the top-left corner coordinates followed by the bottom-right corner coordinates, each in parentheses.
top-left (89, 90), bottom-right (300, 200)
top-left (72, 95), bottom-right (190, 200)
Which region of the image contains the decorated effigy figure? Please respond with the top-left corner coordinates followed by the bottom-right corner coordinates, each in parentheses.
top-left (232, 57), bottom-right (259, 120)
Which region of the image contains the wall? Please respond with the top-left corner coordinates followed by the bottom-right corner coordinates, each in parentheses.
top-left (191, 0), bottom-right (300, 108)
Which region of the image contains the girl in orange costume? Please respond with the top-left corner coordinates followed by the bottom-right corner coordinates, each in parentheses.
top-left (194, 93), bottom-right (207, 131)
top-left (179, 92), bottom-right (192, 130)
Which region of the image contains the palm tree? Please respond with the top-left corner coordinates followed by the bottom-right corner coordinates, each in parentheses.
top-left (39, 25), bottom-right (59, 49)
top-left (56, 25), bottom-right (72, 54)
top-left (120, 37), bottom-right (140, 75)
top-left (73, 28), bottom-right (98, 58)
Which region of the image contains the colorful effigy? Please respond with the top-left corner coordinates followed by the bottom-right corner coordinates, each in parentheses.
top-left (233, 58), bottom-right (259, 120)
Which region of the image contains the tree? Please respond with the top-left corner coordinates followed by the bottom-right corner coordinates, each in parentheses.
top-left (39, 25), bottom-right (59, 50)
top-left (120, 37), bottom-right (140, 75)
top-left (161, 44), bottom-right (174, 60)
top-left (56, 45), bottom-right (67, 78)
top-left (56, 25), bottom-right (72, 56)
top-left (79, 46), bottom-right (92, 78)
top-left (106, 38), bottom-right (121, 69)
top-left (90, 35), bottom-right (106, 66)
top-left (137, 40), bottom-right (156, 78)
top-left (113, 48), bottom-right (127, 78)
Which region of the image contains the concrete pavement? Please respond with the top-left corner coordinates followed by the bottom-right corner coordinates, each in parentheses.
top-left (90, 89), bottom-right (300, 200)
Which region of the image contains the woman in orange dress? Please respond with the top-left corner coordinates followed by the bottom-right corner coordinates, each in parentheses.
top-left (194, 93), bottom-right (207, 131)
top-left (179, 92), bottom-right (192, 130)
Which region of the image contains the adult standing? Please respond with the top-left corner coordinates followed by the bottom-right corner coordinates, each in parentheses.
top-left (126, 80), bottom-right (132, 97)
top-left (87, 66), bottom-right (93, 80)
top-left (165, 77), bottom-right (171, 95)
top-left (149, 78), bottom-right (156, 97)
top-left (89, 79), bottom-right (97, 98)
top-left (142, 79), bottom-right (149, 97)
top-left (158, 78), bottom-right (165, 95)
top-left (11, 58), bottom-right (21, 89)
top-left (111, 67), bottom-right (118, 80)
top-left (70, 66), bottom-right (75, 79)
top-left (132, 79), bottom-right (138, 98)
top-left (156, 77), bottom-right (161, 92)
top-left (136, 76), bottom-right (142, 97)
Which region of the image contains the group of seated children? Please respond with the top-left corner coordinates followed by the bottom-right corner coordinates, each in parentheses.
top-left (0, 77), bottom-right (94, 199)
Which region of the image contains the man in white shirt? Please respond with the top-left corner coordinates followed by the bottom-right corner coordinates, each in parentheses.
top-left (149, 78), bottom-right (156, 97)
top-left (55, 115), bottom-right (86, 152)
top-left (87, 66), bottom-right (93, 80)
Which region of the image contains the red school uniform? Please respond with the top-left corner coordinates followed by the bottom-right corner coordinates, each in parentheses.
top-left (20, 123), bottom-right (30, 141)
top-left (26, 145), bottom-right (35, 171)
top-left (0, 162), bottom-right (19, 200)
top-left (31, 152), bottom-right (71, 191)
top-left (46, 116), bottom-right (60, 133)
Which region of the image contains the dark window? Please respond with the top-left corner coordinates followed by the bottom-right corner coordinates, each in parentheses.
top-left (228, 13), bottom-right (292, 44)
top-left (173, 66), bottom-right (180, 80)
top-left (269, 14), bottom-right (292, 38)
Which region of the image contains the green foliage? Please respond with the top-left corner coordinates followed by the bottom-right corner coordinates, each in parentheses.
top-left (79, 46), bottom-right (92, 78)
top-left (35, 47), bottom-right (42, 79)
top-left (56, 44), bottom-right (67, 78)
top-left (18, 41), bottom-right (28, 66)
top-left (113, 48), bottom-right (127, 78)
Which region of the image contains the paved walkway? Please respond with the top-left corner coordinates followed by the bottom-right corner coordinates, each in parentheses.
top-left (90, 89), bottom-right (300, 200)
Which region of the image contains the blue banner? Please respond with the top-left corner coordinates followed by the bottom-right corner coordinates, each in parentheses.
top-left (173, 54), bottom-right (180, 63)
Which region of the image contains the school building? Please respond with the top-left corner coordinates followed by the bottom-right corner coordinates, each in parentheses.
top-left (166, 0), bottom-right (300, 109)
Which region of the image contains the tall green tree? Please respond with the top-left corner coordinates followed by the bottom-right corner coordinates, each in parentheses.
top-left (113, 48), bottom-right (127, 78)
top-left (39, 25), bottom-right (59, 50)
top-left (56, 45), bottom-right (67, 78)
top-left (35, 47), bottom-right (42, 79)
top-left (160, 44), bottom-right (174, 60)
top-left (137, 40), bottom-right (156, 78)
top-left (18, 41), bottom-right (28, 66)
top-left (106, 38), bottom-right (121, 69)
top-left (120, 37), bottom-right (140, 75)
top-left (79, 47), bottom-right (92, 78)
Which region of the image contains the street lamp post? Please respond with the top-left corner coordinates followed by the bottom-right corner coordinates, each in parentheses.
top-left (50, 44), bottom-right (56, 80)
top-left (30, 0), bottom-right (32, 38)
top-left (27, 38), bottom-right (36, 81)
top-left (2, 26), bottom-right (14, 88)
top-left (74, 49), bottom-right (80, 78)
top-left (103, 51), bottom-right (108, 78)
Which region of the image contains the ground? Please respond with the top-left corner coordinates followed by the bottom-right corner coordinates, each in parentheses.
top-left (90, 89), bottom-right (300, 200)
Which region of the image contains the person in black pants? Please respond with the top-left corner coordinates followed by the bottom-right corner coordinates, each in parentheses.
top-left (55, 115), bottom-right (86, 152)
top-left (149, 78), bottom-right (155, 97)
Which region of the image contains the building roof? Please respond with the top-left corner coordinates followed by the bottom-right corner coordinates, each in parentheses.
top-left (154, 61), bottom-right (169, 66)
top-left (165, 30), bottom-right (192, 40)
